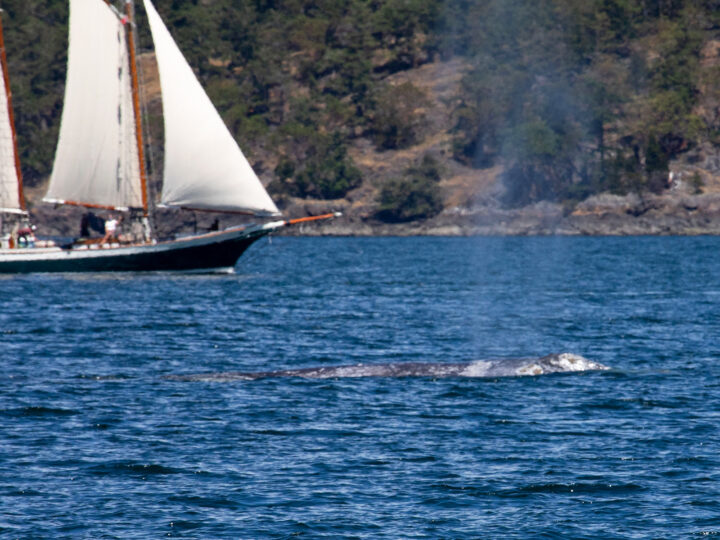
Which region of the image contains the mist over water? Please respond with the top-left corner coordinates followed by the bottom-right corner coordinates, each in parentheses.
top-left (2, 237), bottom-right (720, 537)
top-left (437, 0), bottom-right (706, 208)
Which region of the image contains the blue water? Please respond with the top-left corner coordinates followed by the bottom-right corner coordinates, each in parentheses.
top-left (2, 236), bottom-right (720, 538)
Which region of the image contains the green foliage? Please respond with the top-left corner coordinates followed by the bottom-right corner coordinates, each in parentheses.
top-left (371, 0), bottom-right (440, 71)
top-left (369, 82), bottom-right (429, 150)
top-left (645, 135), bottom-right (669, 174)
top-left (375, 154), bottom-right (443, 222)
top-left (271, 132), bottom-right (361, 199)
top-left (500, 119), bottom-right (578, 207)
top-left (690, 172), bottom-right (704, 194)
top-left (451, 0), bottom-right (717, 204)
top-left (2, 0), bottom-right (719, 213)
top-left (2, 0), bottom-right (67, 186)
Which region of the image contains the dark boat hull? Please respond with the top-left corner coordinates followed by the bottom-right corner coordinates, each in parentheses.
top-left (0, 224), bottom-right (275, 273)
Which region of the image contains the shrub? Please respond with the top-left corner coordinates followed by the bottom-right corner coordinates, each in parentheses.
top-left (375, 154), bottom-right (443, 222)
top-left (270, 133), bottom-right (361, 199)
top-left (690, 172), bottom-right (704, 194)
top-left (369, 82), bottom-right (429, 150)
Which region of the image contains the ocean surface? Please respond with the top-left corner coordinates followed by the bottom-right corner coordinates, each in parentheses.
top-left (1, 236), bottom-right (720, 538)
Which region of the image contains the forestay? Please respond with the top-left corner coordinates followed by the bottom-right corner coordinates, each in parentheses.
top-left (0, 51), bottom-right (22, 215)
top-left (45, 0), bottom-right (143, 210)
top-left (143, 0), bottom-right (279, 216)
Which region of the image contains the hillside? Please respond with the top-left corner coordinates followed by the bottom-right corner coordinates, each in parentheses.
top-left (4, 0), bottom-right (720, 236)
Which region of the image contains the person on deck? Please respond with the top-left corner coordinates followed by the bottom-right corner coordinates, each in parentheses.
top-left (101, 215), bottom-right (121, 244)
top-left (16, 224), bottom-right (36, 248)
top-left (80, 213), bottom-right (90, 237)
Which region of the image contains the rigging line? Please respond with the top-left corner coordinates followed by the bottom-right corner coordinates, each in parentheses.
top-left (106, 0), bottom-right (144, 213)
top-left (124, 1), bottom-right (148, 212)
top-left (132, 1), bottom-right (160, 230)
top-left (101, 0), bottom-right (126, 22)
top-left (124, 0), bottom-right (155, 245)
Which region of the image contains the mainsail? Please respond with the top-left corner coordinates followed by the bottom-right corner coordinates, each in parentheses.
top-left (143, 0), bottom-right (279, 216)
top-left (45, 0), bottom-right (143, 210)
top-left (0, 14), bottom-right (24, 215)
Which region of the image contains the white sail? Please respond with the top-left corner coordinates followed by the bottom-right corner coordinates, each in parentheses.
top-left (143, 0), bottom-right (279, 216)
top-left (0, 50), bottom-right (22, 214)
top-left (45, 0), bottom-right (143, 210)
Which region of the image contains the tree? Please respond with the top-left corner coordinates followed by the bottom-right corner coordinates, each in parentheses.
top-left (369, 82), bottom-right (429, 150)
top-left (271, 132), bottom-right (361, 200)
top-left (375, 154), bottom-right (443, 222)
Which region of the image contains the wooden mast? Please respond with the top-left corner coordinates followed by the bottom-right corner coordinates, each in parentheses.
top-left (123, 0), bottom-right (151, 223)
top-left (0, 10), bottom-right (26, 214)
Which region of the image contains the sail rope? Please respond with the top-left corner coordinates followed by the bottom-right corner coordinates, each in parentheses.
top-left (126, 0), bottom-right (159, 238)
top-left (135, 22), bottom-right (159, 214)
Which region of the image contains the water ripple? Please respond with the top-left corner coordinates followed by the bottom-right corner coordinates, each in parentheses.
top-left (2, 237), bottom-right (720, 537)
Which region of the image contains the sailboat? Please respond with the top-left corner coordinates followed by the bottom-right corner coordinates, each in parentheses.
top-left (0, 0), bottom-right (335, 273)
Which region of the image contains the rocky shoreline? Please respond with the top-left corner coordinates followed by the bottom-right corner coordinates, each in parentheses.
top-left (24, 186), bottom-right (720, 239)
top-left (284, 191), bottom-right (720, 237)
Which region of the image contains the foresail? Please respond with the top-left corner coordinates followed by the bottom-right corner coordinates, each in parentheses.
top-left (45, 0), bottom-right (143, 210)
top-left (143, 0), bottom-right (279, 216)
top-left (0, 35), bottom-right (22, 214)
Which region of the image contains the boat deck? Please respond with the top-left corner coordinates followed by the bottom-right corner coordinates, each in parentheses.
top-left (0, 223), bottom-right (280, 273)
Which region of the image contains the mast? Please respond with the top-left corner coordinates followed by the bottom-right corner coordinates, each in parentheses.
top-left (0, 10), bottom-right (25, 215)
top-left (123, 0), bottom-right (153, 240)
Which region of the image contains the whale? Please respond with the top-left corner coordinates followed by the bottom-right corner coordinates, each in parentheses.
top-left (166, 353), bottom-right (609, 382)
